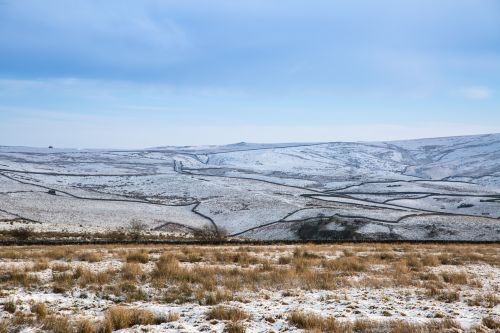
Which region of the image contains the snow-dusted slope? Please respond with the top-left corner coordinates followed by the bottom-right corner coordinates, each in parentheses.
top-left (1, 133), bottom-right (499, 240)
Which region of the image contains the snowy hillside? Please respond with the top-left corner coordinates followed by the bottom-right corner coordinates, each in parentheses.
top-left (1, 133), bottom-right (499, 240)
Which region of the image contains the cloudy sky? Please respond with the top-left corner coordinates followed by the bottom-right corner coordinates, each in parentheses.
top-left (0, 0), bottom-right (499, 148)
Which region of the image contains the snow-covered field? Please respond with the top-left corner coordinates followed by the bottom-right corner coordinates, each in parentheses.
top-left (1, 133), bottom-right (499, 240)
top-left (0, 244), bottom-right (498, 332)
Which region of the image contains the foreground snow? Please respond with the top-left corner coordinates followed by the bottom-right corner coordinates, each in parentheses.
top-left (0, 244), bottom-right (498, 332)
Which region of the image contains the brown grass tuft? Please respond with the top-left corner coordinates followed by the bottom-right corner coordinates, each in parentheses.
top-left (4, 299), bottom-right (16, 313)
top-left (31, 302), bottom-right (48, 319)
top-left (225, 321), bottom-right (246, 333)
top-left (78, 251), bottom-right (103, 262)
top-left (482, 316), bottom-right (500, 329)
top-left (207, 306), bottom-right (249, 322)
top-left (42, 315), bottom-right (72, 333)
top-left (105, 306), bottom-right (156, 329)
top-left (126, 250), bottom-right (149, 263)
top-left (441, 271), bottom-right (468, 285)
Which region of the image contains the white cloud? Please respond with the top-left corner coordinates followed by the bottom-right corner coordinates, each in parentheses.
top-left (456, 86), bottom-right (492, 100)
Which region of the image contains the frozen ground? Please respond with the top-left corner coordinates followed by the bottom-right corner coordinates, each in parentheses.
top-left (0, 244), bottom-right (498, 332)
top-left (0, 133), bottom-right (499, 240)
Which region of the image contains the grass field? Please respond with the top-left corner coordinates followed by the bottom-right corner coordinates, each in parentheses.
top-left (0, 243), bottom-right (498, 332)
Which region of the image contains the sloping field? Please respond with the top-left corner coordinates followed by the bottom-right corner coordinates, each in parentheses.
top-left (0, 133), bottom-right (499, 240)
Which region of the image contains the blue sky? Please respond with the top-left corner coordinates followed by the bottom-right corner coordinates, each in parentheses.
top-left (0, 0), bottom-right (499, 148)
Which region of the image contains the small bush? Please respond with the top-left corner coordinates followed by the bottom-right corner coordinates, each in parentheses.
top-left (194, 225), bottom-right (226, 240)
top-left (10, 227), bottom-right (33, 240)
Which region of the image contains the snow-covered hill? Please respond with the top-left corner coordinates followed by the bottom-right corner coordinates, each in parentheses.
top-left (1, 133), bottom-right (499, 240)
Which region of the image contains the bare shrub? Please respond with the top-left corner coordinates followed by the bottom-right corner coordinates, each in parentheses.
top-left (194, 225), bottom-right (227, 240)
top-left (129, 219), bottom-right (148, 240)
top-left (10, 227), bottom-right (33, 240)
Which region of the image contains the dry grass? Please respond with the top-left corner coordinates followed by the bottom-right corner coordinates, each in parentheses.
top-left (78, 251), bottom-right (103, 263)
top-left (482, 316), bottom-right (500, 329)
top-left (105, 306), bottom-right (156, 329)
top-left (322, 256), bottom-right (367, 273)
top-left (126, 250), bottom-right (149, 263)
top-left (42, 315), bottom-right (72, 333)
top-left (288, 311), bottom-right (331, 330)
top-left (121, 262), bottom-right (143, 281)
top-left (441, 271), bottom-right (468, 285)
top-left (74, 266), bottom-right (115, 287)
top-left (1, 269), bottom-right (40, 287)
top-left (75, 319), bottom-right (97, 333)
top-left (288, 311), bottom-right (464, 333)
top-left (207, 306), bottom-right (249, 322)
top-left (0, 243), bottom-right (498, 331)
top-left (33, 258), bottom-right (49, 271)
top-left (224, 321), bottom-right (246, 333)
top-left (31, 302), bottom-right (48, 319)
top-left (4, 299), bottom-right (16, 313)
top-left (467, 292), bottom-right (500, 308)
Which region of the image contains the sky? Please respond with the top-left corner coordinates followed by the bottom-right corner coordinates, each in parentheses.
top-left (0, 0), bottom-right (499, 148)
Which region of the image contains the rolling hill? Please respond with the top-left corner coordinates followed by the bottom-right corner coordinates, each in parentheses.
top-left (1, 133), bottom-right (499, 241)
